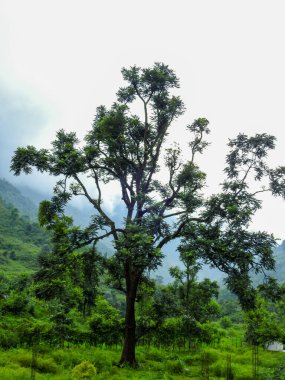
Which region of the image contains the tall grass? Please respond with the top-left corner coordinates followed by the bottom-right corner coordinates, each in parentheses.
top-left (0, 341), bottom-right (283, 379)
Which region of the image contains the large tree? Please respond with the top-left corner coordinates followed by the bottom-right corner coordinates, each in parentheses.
top-left (11, 63), bottom-right (285, 365)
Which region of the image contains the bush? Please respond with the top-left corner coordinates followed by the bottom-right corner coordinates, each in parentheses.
top-left (1, 292), bottom-right (29, 315)
top-left (51, 349), bottom-right (85, 368)
top-left (15, 352), bottom-right (58, 373)
top-left (144, 348), bottom-right (165, 362)
top-left (0, 365), bottom-right (30, 380)
top-left (164, 360), bottom-right (184, 374)
top-left (220, 316), bottom-right (232, 329)
top-left (36, 357), bottom-right (58, 373)
top-left (232, 364), bottom-right (252, 380)
top-left (92, 351), bottom-right (112, 373)
top-left (72, 361), bottom-right (97, 379)
top-left (211, 359), bottom-right (226, 377)
top-left (0, 329), bottom-right (19, 349)
top-left (201, 348), bottom-right (220, 364)
top-left (267, 362), bottom-right (285, 380)
top-left (14, 352), bottom-right (32, 368)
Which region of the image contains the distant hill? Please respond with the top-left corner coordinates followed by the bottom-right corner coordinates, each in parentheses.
top-left (0, 197), bottom-right (50, 277)
top-left (252, 240), bottom-right (285, 285)
top-left (272, 241), bottom-right (285, 282)
top-left (0, 178), bottom-right (37, 219)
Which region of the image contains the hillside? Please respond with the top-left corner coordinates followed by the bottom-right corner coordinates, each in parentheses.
top-left (253, 240), bottom-right (285, 285)
top-left (0, 178), bottom-right (37, 219)
top-left (0, 197), bottom-right (50, 277)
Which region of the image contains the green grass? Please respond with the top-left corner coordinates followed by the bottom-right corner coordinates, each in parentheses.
top-left (0, 343), bottom-right (283, 379)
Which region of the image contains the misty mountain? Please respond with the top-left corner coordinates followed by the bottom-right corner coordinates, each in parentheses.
top-left (7, 180), bottom-right (112, 255)
top-left (0, 178), bottom-right (37, 219)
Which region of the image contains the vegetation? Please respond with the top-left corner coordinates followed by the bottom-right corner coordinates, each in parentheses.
top-left (1, 62), bottom-right (285, 377)
top-left (0, 196), bottom-right (50, 276)
top-left (0, 340), bottom-right (284, 379)
top-left (0, 178), bottom-right (37, 219)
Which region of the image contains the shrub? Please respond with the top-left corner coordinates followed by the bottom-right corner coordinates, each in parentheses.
top-left (0, 365), bottom-right (30, 380)
top-left (72, 361), bottom-right (97, 379)
top-left (211, 359), bottom-right (226, 377)
top-left (164, 360), bottom-right (184, 374)
top-left (15, 352), bottom-right (58, 373)
top-left (201, 348), bottom-right (220, 364)
top-left (220, 316), bottom-right (232, 329)
top-left (0, 329), bottom-right (19, 349)
top-left (232, 364), bottom-right (252, 380)
top-left (14, 352), bottom-right (32, 368)
top-left (267, 362), bottom-right (285, 380)
top-left (144, 348), bottom-right (165, 362)
top-left (92, 352), bottom-right (112, 373)
top-left (36, 357), bottom-right (58, 373)
top-left (51, 349), bottom-right (85, 368)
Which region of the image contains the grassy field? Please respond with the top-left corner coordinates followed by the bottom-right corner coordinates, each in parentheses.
top-left (0, 339), bottom-right (284, 380)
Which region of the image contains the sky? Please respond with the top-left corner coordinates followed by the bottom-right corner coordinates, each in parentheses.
top-left (1, 0), bottom-right (285, 239)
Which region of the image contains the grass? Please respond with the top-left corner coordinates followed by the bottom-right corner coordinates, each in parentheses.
top-left (0, 341), bottom-right (283, 379)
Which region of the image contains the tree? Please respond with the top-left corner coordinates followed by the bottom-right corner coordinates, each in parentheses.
top-left (245, 296), bottom-right (285, 346)
top-left (11, 63), bottom-right (285, 365)
top-left (170, 250), bottom-right (220, 348)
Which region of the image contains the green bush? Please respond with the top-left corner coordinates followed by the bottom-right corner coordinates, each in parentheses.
top-left (266, 362), bottom-right (285, 380)
top-left (164, 360), bottom-right (184, 374)
top-left (51, 349), bottom-right (85, 368)
top-left (36, 357), bottom-right (58, 373)
top-left (144, 348), bottom-right (165, 362)
top-left (0, 365), bottom-right (30, 380)
top-left (201, 348), bottom-right (220, 364)
top-left (72, 361), bottom-right (97, 379)
top-left (15, 352), bottom-right (58, 373)
top-left (92, 351), bottom-right (112, 373)
top-left (211, 360), bottom-right (252, 379)
top-left (0, 329), bottom-right (19, 349)
top-left (232, 364), bottom-right (252, 380)
top-left (220, 316), bottom-right (232, 329)
top-left (14, 352), bottom-right (32, 368)
top-left (211, 359), bottom-right (226, 377)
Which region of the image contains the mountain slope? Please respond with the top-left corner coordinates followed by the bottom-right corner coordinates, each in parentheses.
top-left (0, 197), bottom-right (50, 277)
top-left (0, 178), bottom-right (37, 219)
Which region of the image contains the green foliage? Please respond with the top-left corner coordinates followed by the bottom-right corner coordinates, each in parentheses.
top-left (1, 291), bottom-right (29, 315)
top-left (92, 352), bottom-right (113, 373)
top-left (89, 297), bottom-right (123, 345)
top-left (10, 63), bottom-right (285, 366)
top-left (0, 197), bottom-right (50, 276)
top-left (15, 352), bottom-right (58, 373)
top-left (0, 329), bottom-right (19, 349)
top-left (245, 297), bottom-right (285, 345)
top-left (0, 344), bottom-right (283, 379)
top-left (219, 316), bottom-right (233, 329)
top-left (269, 362), bottom-right (285, 379)
top-left (164, 360), bottom-right (184, 374)
top-left (17, 319), bottom-right (52, 347)
top-left (72, 361), bottom-right (97, 379)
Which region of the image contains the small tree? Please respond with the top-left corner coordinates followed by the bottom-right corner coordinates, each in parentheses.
top-left (11, 63), bottom-right (285, 365)
top-left (170, 250), bottom-right (220, 348)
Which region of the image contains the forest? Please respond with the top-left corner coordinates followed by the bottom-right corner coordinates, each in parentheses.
top-left (1, 64), bottom-right (285, 379)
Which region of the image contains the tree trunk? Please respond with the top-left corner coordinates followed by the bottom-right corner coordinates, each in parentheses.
top-left (119, 273), bottom-right (140, 366)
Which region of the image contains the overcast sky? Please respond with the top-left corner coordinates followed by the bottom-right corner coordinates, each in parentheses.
top-left (1, 0), bottom-right (285, 239)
